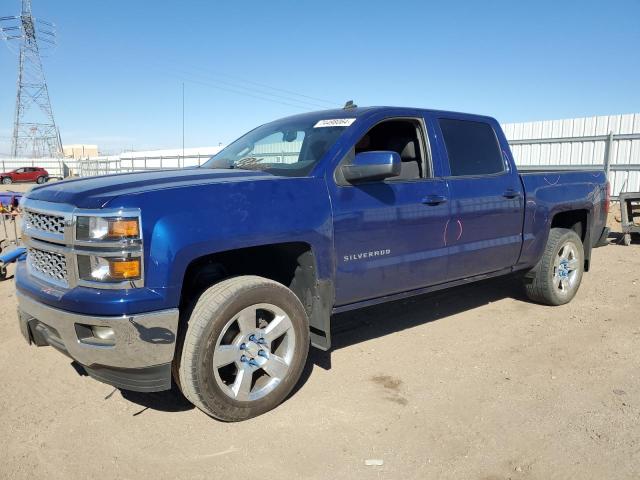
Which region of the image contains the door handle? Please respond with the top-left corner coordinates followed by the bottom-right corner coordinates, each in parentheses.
top-left (502, 189), bottom-right (520, 199)
top-left (421, 194), bottom-right (448, 206)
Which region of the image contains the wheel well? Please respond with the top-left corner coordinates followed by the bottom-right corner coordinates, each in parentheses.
top-left (176, 242), bottom-right (335, 355)
top-left (551, 209), bottom-right (588, 242)
top-left (177, 241), bottom-right (333, 351)
top-left (550, 209), bottom-right (591, 271)
top-left (180, 242), bottom-right (318, 317)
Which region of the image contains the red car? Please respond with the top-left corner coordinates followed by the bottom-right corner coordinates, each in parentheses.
top-left (0, 167), bottom-right (49, 185)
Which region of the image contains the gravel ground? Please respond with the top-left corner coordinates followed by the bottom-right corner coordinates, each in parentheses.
top-left (0, 182), bottom-right (42, 194)
top-left (1, 183), bottom-right (639, 479)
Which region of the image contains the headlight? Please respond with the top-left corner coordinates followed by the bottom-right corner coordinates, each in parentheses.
top-left (77, 255), bottom-right (142, 282)
top-left (76, 216), bottom-right (140, 241)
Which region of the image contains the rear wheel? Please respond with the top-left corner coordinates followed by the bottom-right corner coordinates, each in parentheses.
top-left (524, 228), bottom-right (584, 305)
top-left (36, 176), bottom-right (46, 184)
top-left (176, 276), bottom-right (309, 421)
top-left (2, 177), bottom-right (12, 185)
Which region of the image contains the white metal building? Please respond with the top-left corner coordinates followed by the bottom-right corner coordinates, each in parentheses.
top-left (503, 113), bottom-right (640, 195)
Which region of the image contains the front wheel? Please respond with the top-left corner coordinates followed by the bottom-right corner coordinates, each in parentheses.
top-left (176, 276), bottom-right (310, 421)
top-left (2, 177), bottom-right (12, 185)
top-left (524, 228), bottom-right (584, 305)
top-left (36, 176), bottom-right (46, 184)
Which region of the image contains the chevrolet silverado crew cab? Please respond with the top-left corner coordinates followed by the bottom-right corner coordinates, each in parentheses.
top-left (16, 106), bottom-right (609, 421)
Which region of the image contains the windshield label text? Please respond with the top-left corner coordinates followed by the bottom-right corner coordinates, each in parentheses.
top-left (314, 118), bottom-right (356, 128)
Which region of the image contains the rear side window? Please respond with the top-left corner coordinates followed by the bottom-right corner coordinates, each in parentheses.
top-left (438, 119), bottom-right (504, 176)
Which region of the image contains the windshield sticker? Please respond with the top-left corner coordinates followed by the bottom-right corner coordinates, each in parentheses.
top-left (313, 118), bottom-right (356, 128)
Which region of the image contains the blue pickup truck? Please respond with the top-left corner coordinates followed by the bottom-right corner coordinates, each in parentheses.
top-left (16, 106), bottom-right (609, 421)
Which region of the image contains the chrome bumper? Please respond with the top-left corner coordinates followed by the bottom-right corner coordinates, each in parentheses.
top-left (17, 291), bottom-right (179, 369)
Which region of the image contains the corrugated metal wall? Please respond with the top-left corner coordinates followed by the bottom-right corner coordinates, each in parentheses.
top-left (503, 113), bottom-right (640, 195)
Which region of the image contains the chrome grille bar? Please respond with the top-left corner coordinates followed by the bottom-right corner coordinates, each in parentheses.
top-left (27, 247), bottom-right (68, 286)
top-left (23, 209), bottom-right (65, 235)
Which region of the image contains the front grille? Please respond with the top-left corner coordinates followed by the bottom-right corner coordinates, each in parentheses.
top-left (24, 209), bottom-right (66, 235)
top-left (27, 247), bottom-right (68, 285)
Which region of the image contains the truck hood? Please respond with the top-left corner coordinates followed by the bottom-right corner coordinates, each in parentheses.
top-left (25, 168), bottom-right (276, 208)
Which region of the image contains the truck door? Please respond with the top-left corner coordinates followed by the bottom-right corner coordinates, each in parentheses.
top-left (329, 117), bottom-right (450, 306)
top-left (434, 115), bottom-right (524, 280)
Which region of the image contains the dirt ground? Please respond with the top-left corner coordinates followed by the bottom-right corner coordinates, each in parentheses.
top-left (1, 186), bottom-right (639, 479)
top-left (0, 182), bottom-right (43, 194)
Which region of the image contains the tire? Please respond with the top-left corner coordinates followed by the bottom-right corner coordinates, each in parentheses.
top-left (2, 177), bottom-right (12, 185)
top-left (36, 176), bottom-right (46, 184)
top-left (0, 266), bottom-right (6, 281)
top-left (524, 228), bottom-right (584, 305)
top-left (177, 276), bottom-right (310, 421)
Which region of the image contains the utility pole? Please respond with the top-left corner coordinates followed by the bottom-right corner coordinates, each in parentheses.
top-left (1, 0), bottom-right (63, 160)
top-left (182, 82), bottom-right (185, 168)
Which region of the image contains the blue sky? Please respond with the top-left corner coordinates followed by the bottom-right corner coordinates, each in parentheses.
top-left (1, 0), bottom-right (639, 154)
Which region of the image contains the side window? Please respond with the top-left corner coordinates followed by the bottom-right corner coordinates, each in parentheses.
top-left (15, 168), bottom-right (25, 174)
top-left (354, 119), bottom-right (426, 181)
top-left (438, 118), bottom-right (504, 176)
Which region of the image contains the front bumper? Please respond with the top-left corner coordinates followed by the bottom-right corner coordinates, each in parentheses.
top-left (17, 291), bottom-right (179, 392)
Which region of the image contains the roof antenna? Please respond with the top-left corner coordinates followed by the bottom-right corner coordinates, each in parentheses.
top-left (343, 100), bottom-right (357, 110)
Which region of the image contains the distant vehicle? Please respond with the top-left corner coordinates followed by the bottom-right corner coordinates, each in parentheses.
top-left (0, 167), bottom-right (49, 185)
top-left (15, 106), bottom-right (609, 421)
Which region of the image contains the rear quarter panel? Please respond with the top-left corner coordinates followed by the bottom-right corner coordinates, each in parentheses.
top-left (518, 171), bottom-right (607, 269)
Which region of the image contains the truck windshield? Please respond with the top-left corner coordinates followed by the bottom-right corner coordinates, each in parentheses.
top-left (203, 117), bottom-right (351, 177)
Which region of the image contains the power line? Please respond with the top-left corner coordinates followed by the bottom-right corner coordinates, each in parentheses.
top-left (149, 62), bottom-right (340, 110)
top-left (154, 64), bottom-right (325, 110)
top-left (160, 66), bottom-right (329, 109)
top-left (177, 63), bottom-right (338, 107)
top-left (181, 82), bottom-right (184, 163)
top-left (180, 76), bottom-right (314, 110)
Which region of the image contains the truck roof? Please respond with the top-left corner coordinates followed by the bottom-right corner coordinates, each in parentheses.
top-left (277, 106), bottom-right (497, 124)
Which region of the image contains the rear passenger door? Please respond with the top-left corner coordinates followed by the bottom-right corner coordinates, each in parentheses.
top-left (434, 115), bottom-right (524, 280)
top-left (25, 168), bottom-right (39, 181)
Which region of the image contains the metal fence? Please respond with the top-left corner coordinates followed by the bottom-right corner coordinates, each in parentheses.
top-left (510, 133), bottom-right (640, 197)
top-left (75, 141), bottom-right (303, 176)
top-left (77, 154), bottom-right (213, 177)
top-left (3, 113), bottom-right (639, 196)
top-left (504, 113), bottom-right (640, 196)
top-left (0, 157), bottom-right (77, 178)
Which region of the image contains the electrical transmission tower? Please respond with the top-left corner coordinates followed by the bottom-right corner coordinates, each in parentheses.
top-left (1, 0), bottom-right (62, 159)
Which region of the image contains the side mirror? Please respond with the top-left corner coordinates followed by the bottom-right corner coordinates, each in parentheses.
top-left (341, 151), bottom-right (401, 183)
